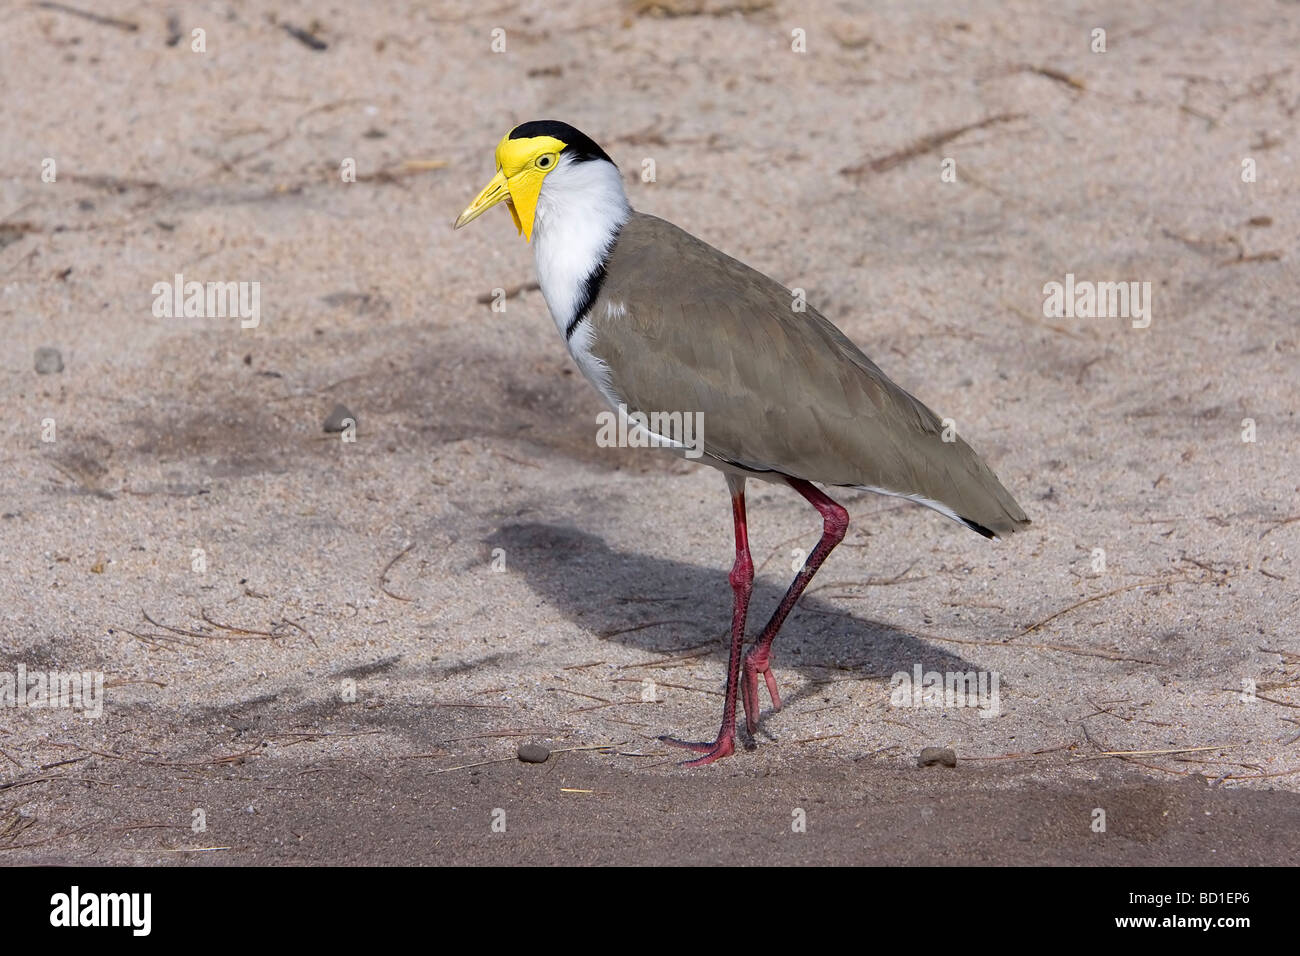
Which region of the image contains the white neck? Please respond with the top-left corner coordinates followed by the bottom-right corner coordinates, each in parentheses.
top-left (532, 155), bottom-right (630, 337)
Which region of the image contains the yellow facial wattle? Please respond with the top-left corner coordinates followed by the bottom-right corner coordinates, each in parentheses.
top-left (454, 132), bottom-right (568, 242)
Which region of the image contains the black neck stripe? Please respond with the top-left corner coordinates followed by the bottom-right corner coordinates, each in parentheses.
top-left (565, 261), bottom-right (608, 341)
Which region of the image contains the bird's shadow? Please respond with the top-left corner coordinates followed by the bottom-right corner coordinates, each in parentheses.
top-left (486, 522), bottom-right (982, 733)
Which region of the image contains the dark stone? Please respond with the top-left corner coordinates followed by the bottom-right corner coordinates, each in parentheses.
top-left (323, 403), bottom-right (356, 432)
top-left (517, 743), bottom-right (550, 764)
top-left (918, 747), bottom-right (957, 768)
top-left (35, 347), bottom-right (63, 374)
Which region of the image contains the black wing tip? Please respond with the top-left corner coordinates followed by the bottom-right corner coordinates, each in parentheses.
top-left (961, 517), bottom-right (998, 539)
top-left (962, 515), bottom-right (1030, 540)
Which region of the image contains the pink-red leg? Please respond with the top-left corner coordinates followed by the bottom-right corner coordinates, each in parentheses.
top-left (741, 477), bottom-right (849, 734)
top-left (659, 475), bottom-right (752, 765)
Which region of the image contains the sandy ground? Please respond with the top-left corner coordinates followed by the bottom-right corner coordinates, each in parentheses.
top-left (1, 0), bottom-right (1298, 865)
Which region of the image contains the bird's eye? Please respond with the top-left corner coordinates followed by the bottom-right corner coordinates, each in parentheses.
top-left (537, 154), bottom-right (555, 169)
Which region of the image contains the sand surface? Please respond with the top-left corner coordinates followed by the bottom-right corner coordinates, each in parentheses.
top-left (1, 0), bottom-right (1298, 864)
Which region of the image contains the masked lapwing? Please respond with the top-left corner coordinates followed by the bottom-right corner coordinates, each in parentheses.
top-left (455, 120), bottom-right (1029, 765)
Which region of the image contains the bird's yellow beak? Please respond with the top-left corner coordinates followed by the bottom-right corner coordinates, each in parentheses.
top-left (455, 132), bottom-right (566, 242)
top-left (454, 168), bottom-right (512, 230)
top-left (454, 166), bottom-right (543, 241)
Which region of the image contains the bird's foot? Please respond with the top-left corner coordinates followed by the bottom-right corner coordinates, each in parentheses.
top-left (741, 647), bottom-right (783, 734)
top-left (658, 732), bottom-right (736, 766)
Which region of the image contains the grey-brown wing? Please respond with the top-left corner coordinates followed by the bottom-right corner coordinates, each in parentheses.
top-left (588, 213), bottom-right (1029, 535)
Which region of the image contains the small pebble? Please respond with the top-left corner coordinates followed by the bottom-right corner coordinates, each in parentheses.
top-left (517, 743), bottom-right (550, 764)
top-left (323, 403), bottom-right (356, 432)
top-left (34, 347), bottom-right (64, 374)
top-left (918, 747), bottom-right (957, 768)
